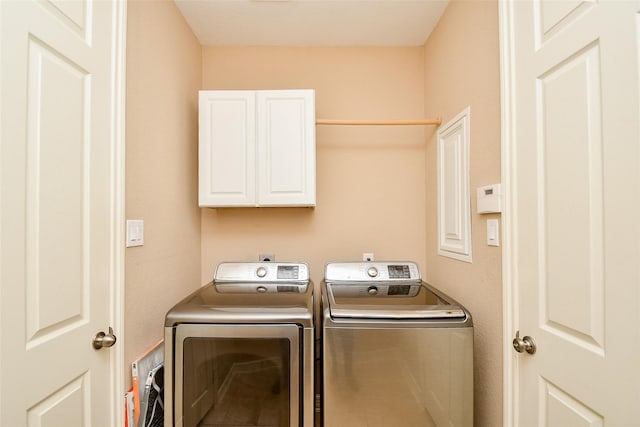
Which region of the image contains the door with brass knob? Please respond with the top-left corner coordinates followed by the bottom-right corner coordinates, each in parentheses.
top-left (93, 327), bottom-right (117, 350)
top-left (512, 330), bottom-right (536, 355)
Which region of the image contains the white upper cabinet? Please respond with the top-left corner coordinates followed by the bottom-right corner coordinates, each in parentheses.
top-left (199, 91), bottom-right (256, 206)
top-left (199, 89), bottom-right (316, 207)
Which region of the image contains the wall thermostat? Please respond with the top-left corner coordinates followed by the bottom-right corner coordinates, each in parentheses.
top-left (477, 184), bottom-right (502, 214)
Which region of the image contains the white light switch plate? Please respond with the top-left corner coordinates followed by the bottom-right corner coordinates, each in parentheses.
top-left (126, 219), bottom-right (144, 247)
top-left (487, 219), bottom-right (499, 246)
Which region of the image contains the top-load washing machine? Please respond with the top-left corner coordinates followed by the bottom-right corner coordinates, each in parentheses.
top-left (321, 261), bottom-right (473, 427)
top-left (164, 262), bottom-right (314, 427)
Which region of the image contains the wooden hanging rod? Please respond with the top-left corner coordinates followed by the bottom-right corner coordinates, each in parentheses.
top-left (316, 118), bottom-right (442, 126)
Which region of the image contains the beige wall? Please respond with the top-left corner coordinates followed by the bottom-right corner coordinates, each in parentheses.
top-left (125, 0), bottom-right (202, 387)
top-left (123, 4), bottom-right (503, 423)
top-left (200, 47), bottom-right (428, 288)
top-left (424, 1), bottom-right (502, 426)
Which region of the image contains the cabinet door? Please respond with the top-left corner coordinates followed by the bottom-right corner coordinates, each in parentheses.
top-left (257, 90), bottom-right (316, 206)
top-left (199, 91), bottom-right (256, 207)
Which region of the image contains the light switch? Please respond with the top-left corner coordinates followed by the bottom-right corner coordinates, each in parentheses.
top-left (126, 219), bottom-right (144, 247)
top-left (487, 219), bottom-right (499, 246)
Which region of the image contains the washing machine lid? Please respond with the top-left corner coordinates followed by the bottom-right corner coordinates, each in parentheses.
top-left (327, 282), bottom-right (466, 319)
top-left (325, 262), bottom-right (467, 320)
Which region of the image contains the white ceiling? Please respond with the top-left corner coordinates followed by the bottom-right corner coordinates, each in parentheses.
top-left (174, 0), bottom-right (449, 47)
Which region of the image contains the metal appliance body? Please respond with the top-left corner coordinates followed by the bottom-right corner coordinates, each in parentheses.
top-left (321, 261), bottom-right (473, 427)
top-left (165, 262), bottom-right (314, 427)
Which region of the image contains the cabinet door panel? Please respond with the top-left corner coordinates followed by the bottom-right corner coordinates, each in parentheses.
top-left (199, 91), bottom-right (256, 206)
top-left (257, 90), bottom-right (316, 206)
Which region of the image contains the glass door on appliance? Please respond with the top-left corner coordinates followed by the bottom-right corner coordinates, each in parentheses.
top-left (174, 324), bottom-right (300, 427)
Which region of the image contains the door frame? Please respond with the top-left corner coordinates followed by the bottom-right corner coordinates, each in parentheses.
top-left (110, 0), bottom-right (127, 424)
top-left (498, 1), bottom-right (517, 425)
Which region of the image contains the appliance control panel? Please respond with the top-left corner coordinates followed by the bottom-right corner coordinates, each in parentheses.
top-left (325, 262), bottom-right (421, 282)
top-left (214, 262), bottom-right (310, 282)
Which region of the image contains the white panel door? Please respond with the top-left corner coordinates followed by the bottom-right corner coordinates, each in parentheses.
top-left (0, 0), bottom-right (125, 425)
top-left (437, 107), bottom-right (471, 263)
top-left (199, 91), bottom-right (256, 207)
top-left (257, 90), bottom-right (316, 207)
top-left (501, 1), bottom-right (640, 425)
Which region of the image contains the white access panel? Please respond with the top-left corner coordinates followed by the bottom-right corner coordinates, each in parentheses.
top-left (437, 107), bottom-right (472, 262)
